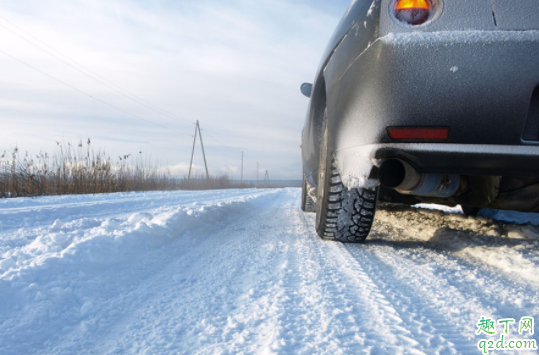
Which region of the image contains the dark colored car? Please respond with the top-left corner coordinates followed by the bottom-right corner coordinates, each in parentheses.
top-left (300, 0), bottom-right (539, 242)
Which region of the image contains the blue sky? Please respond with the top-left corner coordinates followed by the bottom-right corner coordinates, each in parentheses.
top-left (0, 0), bottom-right (352, 179)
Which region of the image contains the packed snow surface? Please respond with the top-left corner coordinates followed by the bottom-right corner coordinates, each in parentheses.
top-left (0, 188), bottom-right (538, 354)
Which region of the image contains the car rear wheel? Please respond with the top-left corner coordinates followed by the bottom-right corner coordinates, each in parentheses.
top-left (315, 113), bottom-right (378, 242)
top-left (301, 175), bottom-right (316, 213)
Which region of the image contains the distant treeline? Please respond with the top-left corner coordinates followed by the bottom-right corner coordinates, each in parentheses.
top-left (0, 140), bottom-right (252, 198)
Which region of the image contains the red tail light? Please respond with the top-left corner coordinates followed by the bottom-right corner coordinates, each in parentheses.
top-left (394, 0), bottom-right (431, 25)
top-left (387, 127), bottom-right (449, 140)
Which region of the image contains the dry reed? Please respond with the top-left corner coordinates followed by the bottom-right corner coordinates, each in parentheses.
top-left (0, 139), bottom-right (243, 198)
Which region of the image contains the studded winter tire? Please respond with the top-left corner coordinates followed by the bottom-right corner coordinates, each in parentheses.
top-left (315, 113), bottom-right (378, 242)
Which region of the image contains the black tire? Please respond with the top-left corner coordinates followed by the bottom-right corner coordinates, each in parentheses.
top-left (315, 113), bottom-right (378, 242)
top-left (301, 175), bottom-right (316, 213)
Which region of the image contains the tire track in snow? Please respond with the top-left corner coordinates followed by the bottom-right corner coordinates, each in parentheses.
top-left (374, 241), bottom-right (539, 319)
top-left (358, 241), bottom-right (539, 349)
top-left (266, 209), bottom-right (369, 354)
top-left (339, 204), bottom-right (539, 353)
top-left (296, 211), bottom-right (434, 354)
top-left (344, 244), bottom-right (478, 354)
top-left (369, 205), bottom-right (539, 346)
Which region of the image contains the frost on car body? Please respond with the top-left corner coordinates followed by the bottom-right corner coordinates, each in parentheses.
top-left (300, 0), bottom-right (539, 242)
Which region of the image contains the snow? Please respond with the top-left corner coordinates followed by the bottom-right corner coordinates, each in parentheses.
top-left (335, 146), bottom-right (381, 191)
top-left (1, 189), bottom-right (538, 354)
top-left (382, 30), bottom-right (539, 47)
top-left (481, 208), bottom-right (539, 226)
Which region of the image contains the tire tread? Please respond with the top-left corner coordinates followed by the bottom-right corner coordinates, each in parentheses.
top-left (319, 162), bottom-right (377, 243)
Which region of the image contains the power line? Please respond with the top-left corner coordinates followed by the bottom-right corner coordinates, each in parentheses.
top-left (0, 47), bottom-right (168, 129)
top-left (200, 127), bottom-right (228, 147)
top-left (0, 14), bottom-right (194, 130)
top-left (0, 12), bottom-right (238, 152)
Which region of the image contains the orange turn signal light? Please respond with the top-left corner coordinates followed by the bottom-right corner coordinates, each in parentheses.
top-left (395, 0), bottom-right (430, 10)
top-left (387, 127), bottom-right (449, 140)
top-left (394, 0), bottom-right (431, 25)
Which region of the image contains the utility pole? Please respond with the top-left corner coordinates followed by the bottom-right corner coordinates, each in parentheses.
top-left (264, 170), bottom-right (270, 187)
top-left (187, 120), bottom-right (210, 182)
top-left (187, 123), bottom-right (197, 182)
top-left (241, 151), bottom-right (243, 185)
top-left (198, 121), bottom-right (209, 181)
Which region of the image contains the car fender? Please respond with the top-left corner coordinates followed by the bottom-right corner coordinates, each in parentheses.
top-left (302, 0), bottom-right (383, 187)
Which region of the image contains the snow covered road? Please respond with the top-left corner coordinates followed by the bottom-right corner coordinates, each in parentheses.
top-left (1, 188), bottom-right (538, 354)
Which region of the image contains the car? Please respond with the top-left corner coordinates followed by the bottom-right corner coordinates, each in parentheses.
top-left (300, 0), bottom-right (539, 242)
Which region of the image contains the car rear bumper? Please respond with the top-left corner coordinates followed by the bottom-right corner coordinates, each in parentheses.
top-left (373, 143), bottom-right (539, 177)
top-left (326, 30), bottom-right (539, 153)
top-left (334, 143), bottom-right (539, 190)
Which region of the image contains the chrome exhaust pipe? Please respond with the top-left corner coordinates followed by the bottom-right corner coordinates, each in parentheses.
top-left (379, 159), bottom-right (460, 198)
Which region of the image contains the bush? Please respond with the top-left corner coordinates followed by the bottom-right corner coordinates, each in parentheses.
top-left (0, 140), bottom-right (245, 198)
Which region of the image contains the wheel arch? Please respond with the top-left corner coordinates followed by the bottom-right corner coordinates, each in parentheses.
top-left (304, 74), bottom-right (328, 188)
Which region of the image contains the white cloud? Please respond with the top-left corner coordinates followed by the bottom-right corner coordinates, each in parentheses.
top-left (0, 0), bottom-right (349, 179)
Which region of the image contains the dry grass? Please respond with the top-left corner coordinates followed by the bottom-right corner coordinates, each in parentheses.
top-left (0, 139), bottom-right (244, 198)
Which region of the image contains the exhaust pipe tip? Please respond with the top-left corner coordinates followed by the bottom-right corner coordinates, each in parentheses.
top-left (378, 159), bottom-right (407, 188)
top-left (379, 158), bottom-right (461, 198)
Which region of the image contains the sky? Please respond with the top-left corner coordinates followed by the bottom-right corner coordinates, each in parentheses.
top-left (0, 0), bottom-right (352, 180)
